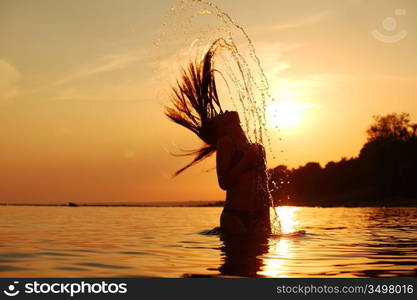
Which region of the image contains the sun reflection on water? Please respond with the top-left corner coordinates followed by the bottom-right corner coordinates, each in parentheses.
top-left (259, 207), bottom-right (300, 277)
top-left (275, 206), bottom-right (299, 234)
top-left (259, 238), bottom-right (293, 277)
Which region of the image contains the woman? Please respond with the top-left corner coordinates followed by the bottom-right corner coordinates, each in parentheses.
top-left (165, 49), bottom-right (271, 235)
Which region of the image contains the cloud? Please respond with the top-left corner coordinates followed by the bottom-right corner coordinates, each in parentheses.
top-left (0, 59), bottom-right (20, 100)
top-left (21, 49), bottom-right (149, 98)
top-left (258, 10), bottom-right (334, 32)
top-left (299, 73), bottom-right (417, 82)
top-left (54, 49), bottom-right (148, 87)
top-left (52, 79), bottom-right (149, 102)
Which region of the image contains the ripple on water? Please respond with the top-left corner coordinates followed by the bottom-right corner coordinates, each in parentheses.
top-left (76, 263), bottom-right (132, 270)
top-left (0, 265), bottom-right (30, 272)
top-left (0, 252), bottom-right (37, 259)
top-left (118, 251), bottom-right (154, 255)
top-left (38, 252), bottom-right (81, 257)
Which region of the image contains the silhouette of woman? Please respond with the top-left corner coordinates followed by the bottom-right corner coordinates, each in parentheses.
top-left (165, 48), bottom-right (271, 235)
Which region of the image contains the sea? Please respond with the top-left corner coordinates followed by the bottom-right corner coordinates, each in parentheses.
top-left (0, 206), bottom-right (416, 277)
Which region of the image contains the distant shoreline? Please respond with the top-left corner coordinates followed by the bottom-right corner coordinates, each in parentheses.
top-left (1, 201), bottom-right (416, 208)
top-left (0, 201), bottom-right (225, 208)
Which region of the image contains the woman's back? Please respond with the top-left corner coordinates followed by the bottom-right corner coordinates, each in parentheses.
top-left (217, 135), bottom-right (271, 234)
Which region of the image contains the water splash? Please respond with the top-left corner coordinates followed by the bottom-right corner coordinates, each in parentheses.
top-left (155, 0), bottom-right (285, 233)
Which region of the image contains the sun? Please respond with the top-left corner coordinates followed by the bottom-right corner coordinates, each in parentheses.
top-left (266, 101), bottom-right (302, 128)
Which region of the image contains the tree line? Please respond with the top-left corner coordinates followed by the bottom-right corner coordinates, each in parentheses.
top-left (269, 113), bottom-right (417, 206)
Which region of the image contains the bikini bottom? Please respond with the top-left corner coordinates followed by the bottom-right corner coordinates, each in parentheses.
top-left (222, 208), bottom-right (268, 231)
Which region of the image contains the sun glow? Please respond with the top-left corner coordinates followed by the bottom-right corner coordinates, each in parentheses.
top-left (266, 101), bottom-right (302, 128)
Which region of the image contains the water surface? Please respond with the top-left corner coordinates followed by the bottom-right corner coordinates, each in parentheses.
top-left (0, 206), bottom-right (416, 277)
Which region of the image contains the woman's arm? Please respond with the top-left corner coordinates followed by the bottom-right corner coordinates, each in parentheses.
top-left (216, 136), bottom-right (255, 190)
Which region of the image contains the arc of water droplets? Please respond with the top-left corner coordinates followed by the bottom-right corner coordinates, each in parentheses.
top-left (170, 0), bottom-right (273, 145)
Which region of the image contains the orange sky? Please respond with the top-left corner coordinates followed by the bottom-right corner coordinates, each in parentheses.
top-left (1, 0), bottom-right (416, 203)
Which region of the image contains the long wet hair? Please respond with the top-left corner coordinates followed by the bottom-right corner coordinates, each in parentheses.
top-left (165, 49), bottom-right (223, 176)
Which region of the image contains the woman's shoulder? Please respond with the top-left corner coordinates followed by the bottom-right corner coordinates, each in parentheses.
top-left (250, 143), bottom-right (266, 157)
top-left (251, 142), bottom-right (265, 150)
